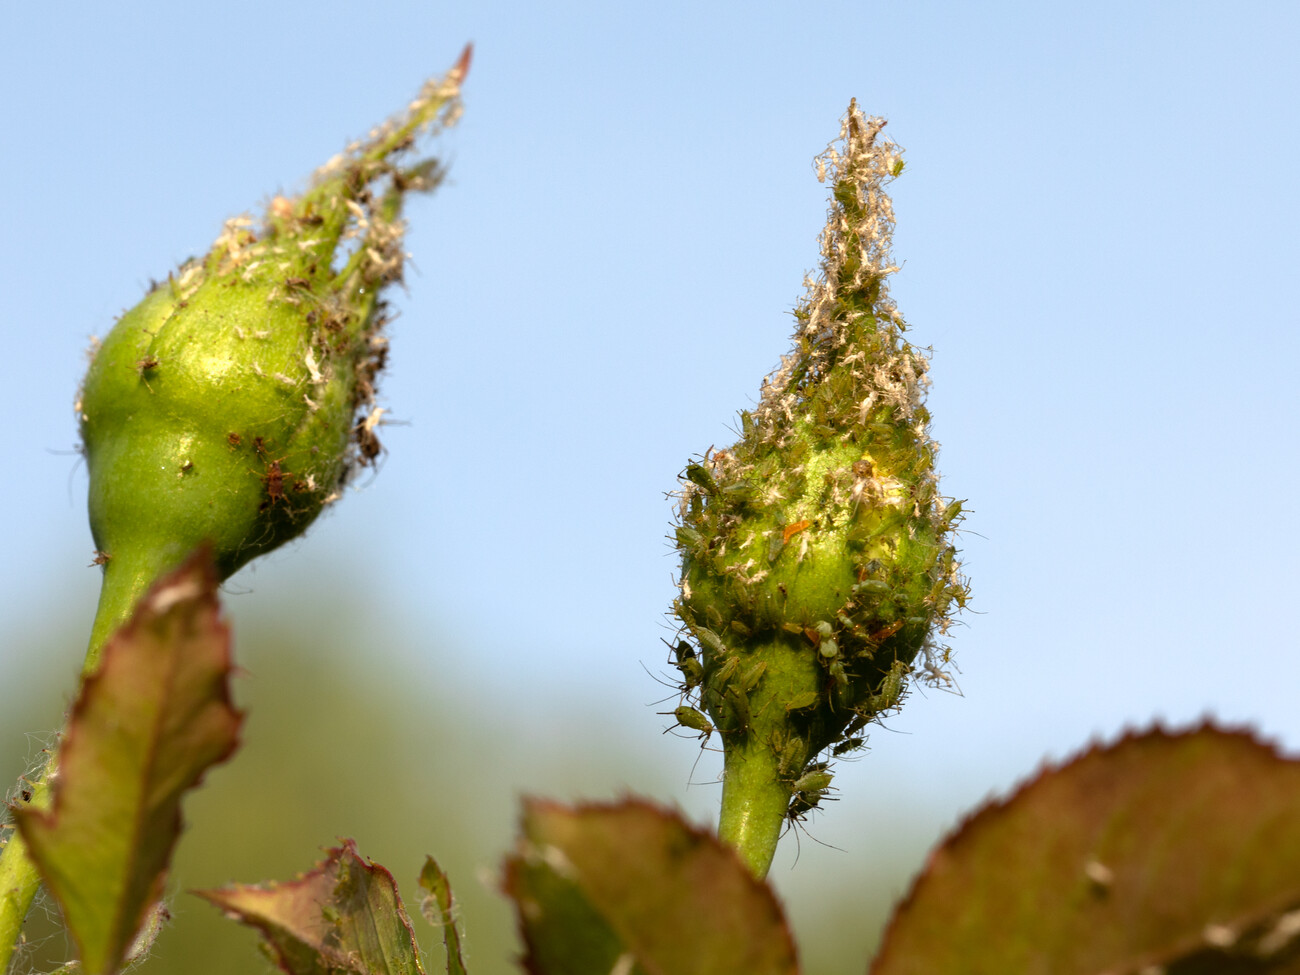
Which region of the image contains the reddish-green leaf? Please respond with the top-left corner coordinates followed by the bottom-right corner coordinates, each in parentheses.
top-left (196, 839), bottom-right (425, 975)
top-left (13, 552), bottom-right (241, 975)
top-left (503, 797), bottom-right (799, 975)
top-left (872, 724), bottom-right (1300, 975)
top-left (418, 856), bottom-right (468, 975)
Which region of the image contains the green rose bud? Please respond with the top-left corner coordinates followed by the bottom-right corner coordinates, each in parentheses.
top-left (76, 48), bottom-right (469, 669)
top-left (672, 101), bottom-right (968, 876)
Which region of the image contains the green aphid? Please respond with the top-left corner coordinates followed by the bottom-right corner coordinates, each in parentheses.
top-left (692, 626), bottom-right (728, 658)
top-left (723, 685), bottom-right (752, 734)
top-left (784, 691), bottom-right (820, 713)
top-left (673, 706), bottom-right (714, 739)
top-left (710, 653), bottom-right (741, 684)
top-left (791, 768), bottom-right (834, 795)
top-left (672, 639), bottom-right (697, 665)
top-left (739, 661), bottom-right (767, 692)
top-left (675, 525), bottom-right (704, 551)
top-left (684, 462), bottom-right (719, 494)
top-left (777, 735), bottom-right (806, 779)
top-left (676, 656), bottom-right (703, 690)
top-left (869, 661), bottom-right (909, 712)
top-left (672, 640), bottom-right (704, 689)
top-left (828, 658), bottom-right (848, 689)
top-left (740, 411), bottom-right (755, 439)
top-left (852, 578), bottom-right (891, 596)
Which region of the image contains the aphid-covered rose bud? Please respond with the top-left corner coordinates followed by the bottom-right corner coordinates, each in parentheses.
top-left (76, 49), bottom-right (469, 668)
top-left (672, 101), bottom-right (968, 876)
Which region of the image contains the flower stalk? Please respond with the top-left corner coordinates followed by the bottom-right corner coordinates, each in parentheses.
top-left (672, 102), bottom-right (968, 877)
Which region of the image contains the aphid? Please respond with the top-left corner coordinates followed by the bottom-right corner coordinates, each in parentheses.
top-left (869, 661), bottom-right (909, 712)
top-left (723, 685), bottom-right (751, 733)
top-left (227, 432), bottom-right (242, 449)
top-left (262, 460), bottom-right (288, 504)
top-left (252, 455), bottom-right (293, 507)
top-left (692, 626), bottom-right (727, 658)
top-left (833, 737), bottom-right (866, 757)
top-left (666, 640), bottom-right (703, 690)
top-left (671, 639), bottom-right (696, 665)
top-left (791, 768), bottom-right (834, 795)
top-left (784, 690), bottom-right (819, 712)
top-left (787, 763), bottom-right (836, 821)
top-left (777, 735), bottom-right (805, 779)
top-left (676, 525), bottom-right (704, 550)
top-left (852, 578), bottom-right (890, 596)
top-left (739, 661), bottom-right (766, 692)
top-left (19, 789), bottom-right (32, 803)
top-left (89, 551), bottom-right (110, 567)
top-left (787, 787), bottom-right (828, 822)
top-left (672, 706), bottom-right (713, 739)
top-left (178, 460), bottom-right (194, 475)
top-left (707, 653), bottom-right (741, 689)
top-left (284, 276), bottom-right (311, 290)
top-left (683, 462), bottom-right (719, 494)
top-left (677, 658), bottom-right (704, 689)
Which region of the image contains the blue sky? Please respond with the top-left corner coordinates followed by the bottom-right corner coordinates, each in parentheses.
top-left (3, 0), bottom-right (1299, 957)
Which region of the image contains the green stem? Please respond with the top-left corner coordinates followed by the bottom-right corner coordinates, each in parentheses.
top-left (0, 548), bottom-right (168, 972)
top-left (83, 547), bottom-right (174, 677)
top-left (718, 733), bottom-right (790, 879)
top-left (0, 774), bottom-right (49, 973)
